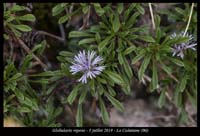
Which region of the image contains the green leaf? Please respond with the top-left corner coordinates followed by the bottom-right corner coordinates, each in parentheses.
top-left (104, 71), bottom-right (124, 85)
top-left (136, 4), bottom-right (145, 15)
top-left (186, 90), bottom-right (197, 106)
top-left (99, 97), bottom-right (109, 124)
top-left (98, 36), bottom-right (112, 52)
top-left (53, 107), bottom-right (63, 118)
top-left (158, 90), bottom-right (166, 108)
top-left (12, 25), bottom-right (32, 32)
top-left (155, 52), bottom-right (160, 61)
top-left (76, 104), bottom-right (83, 127)
top-left (168, 57), bottom-right (184, 67)
top-left (31, 42), bottom-right (43, 53)
top-left (156, 27), bottom-right (161, 42)
top-left (107, 86), bottom-right (116, 96)
top-left (61, 3), bottom-right (68, 8)
top-left (9, 81), bottom-right (17, 91)
top-left (90, 25), bottom-right (101, 32)
top-left (126, 12), bottom-right (140, 28)
top-left (32, 99), bottom-right (39, 111)
top-left (59, 51), bottom-right (73, 57)
top-left (117, 38), bottom-right (123, 51)
top-left (95, 33), bottom-right (101, 43)
top-left (175, 7), bottom-right (185, 15)
top-left (102, 74), bottom-right (115, 87)
top-left (29, 79), bottom-right (49, 84)
top-left (117, 3), bottom-right (124, 14)
top-left (52, 4), bottom-right (65, 16)
top-left (18, 107), bottom-right (32, 113)
top-left (124, 4), bottom-right (137, 21)
top-left (14, 89), bottom-right (24, 101)
top-left (97, 77), bottom-right (107, 84)
top-left (57, 56), bottom-right (72, 63)
top-left (127, 34), bottom-right (138, 40)
top-left (124, 46), bottom-right (136, 55)
top-left (58, 15), bottom-right (69, 24)
top-left (67, 85), bottom-right (81, 105)
top-left (4, 34), bottom-right (9, 40)
top-left (173, 36), bottom-right (189, 45)
top-left (123, 59), bottom-right (133, 80)
top-left (93, 3), bottom-right (105, 16)
top-left (6, 16), bottom-right (15, 23)
top-left (155, 15), bottom-right (161, 28)
top-left (178, 108), bottom-right (188, 123)
top-left (118, 52), bottom-right (124, 65)
top-left (160, 60), bottom-right (172, 74)
top-left (151, 61), bottom-right (158, 91)
top-left (100, 84), bottom-right (106, 96)
top-left (46, 83), bottom-right (57, 95)
top-left (105, 92), bottom-right (124, 112)
top-left (78, 90), bottom-right (87, 104)
top-left (7, 94), bottom-right (16, 103)
top-left (139, 36), bottom-right (155, 43)
top-left (138, 55), bottom-right (151, 81)
top-left (122, 84), bottom-right (131, 95)
top-left (179, 76), bottom-right (187, 92)
top-left (23, 97), bottom-right (33, 107)
top-left (9, 73), bottom-right (22, 81)
top-left (69, 31), bottom-right (93, 38)
top-left (10, 5), bottom-right (25, 12)
top-left (78, 38), bottom-right (96, 45)
top-left (10, 27), bottom-right (22, 37)
top-left (113, 13), bottom-right (121, 32)
top-left (174, 88), bottom-right (182, 107)
top-left (131, 50), bottom-right (146, 64)
top-left (17, 14), bottom-right (36, 22)
top-left (29, 71), bottom-right (54, 77)
top-left (82, 5), bottom-right (89, 14)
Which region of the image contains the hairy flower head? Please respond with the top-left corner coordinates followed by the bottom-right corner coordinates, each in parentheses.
top-left (170, 31), bottom-right (197, 59)
top-left (70, 50), bottom-right (105, 84)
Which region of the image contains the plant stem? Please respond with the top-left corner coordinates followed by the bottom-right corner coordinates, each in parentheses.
top-left (149, 3), bottom-right (155, 30)
top-left (17, 37), bottom-right (48, 69)
top-left (59, 24), bottom-right (66, 43)
top-left (183, 3), bottom-right (194, 36)
top-left (38, 31), bottom-right (64, 42)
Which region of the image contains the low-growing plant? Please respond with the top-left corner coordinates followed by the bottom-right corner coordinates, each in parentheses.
top-left (3, 3), bottom-right (197, 127)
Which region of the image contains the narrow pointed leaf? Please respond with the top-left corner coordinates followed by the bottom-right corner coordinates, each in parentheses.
top-left (58, 15), bottom-right (69, 24)
top-left (131, 50), bottom-right (146, 64)
top-left (12, 25), bottom-right (32, 32)
top-left (78, 90), bottom-right (88, 104)
top-left (99, 97), bottom-right (109, 124)
top-left (139, 36), bottom-right (155, 43)
top-left (105, 92), bottom-right (124, 112)
top-left (76, 104), bottom-right (83, 127)
top-left (138, 55), bottom-right (151, 81)
top-left (113, 13), bottom-right (121, 32)
top-left (17, 14), bottom-right (36, 22)
top-left (67, 85), bottom-right (81, 105)
top-left (151, 61), bottom-right (158, 91)
top-left (104, 71), bottom-right (124, 85)
top-left (158, 90), bottom-right (166, 108)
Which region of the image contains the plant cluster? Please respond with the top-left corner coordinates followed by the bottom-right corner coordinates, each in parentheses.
top-left (3, 3), bottom-right (197, 127)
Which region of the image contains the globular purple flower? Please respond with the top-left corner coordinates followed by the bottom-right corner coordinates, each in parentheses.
top-left (70, 50), bottom-right (105, 84)
top-left (170, 31), bottom-right (197, 59)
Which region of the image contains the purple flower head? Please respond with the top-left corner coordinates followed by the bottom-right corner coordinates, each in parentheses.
top-left (70, 50), bottom-right (105, 84)
top-left (170, 31), bottom-right (197, 59)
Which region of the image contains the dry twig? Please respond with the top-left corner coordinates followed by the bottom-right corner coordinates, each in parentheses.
top-left (16, 37), bottom-right (48, 69)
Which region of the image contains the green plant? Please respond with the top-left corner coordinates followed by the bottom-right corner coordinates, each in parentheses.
top-left (4, 4), bottom-right (36, 39)
top-left (3, 3), bottom-right (197, 127)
